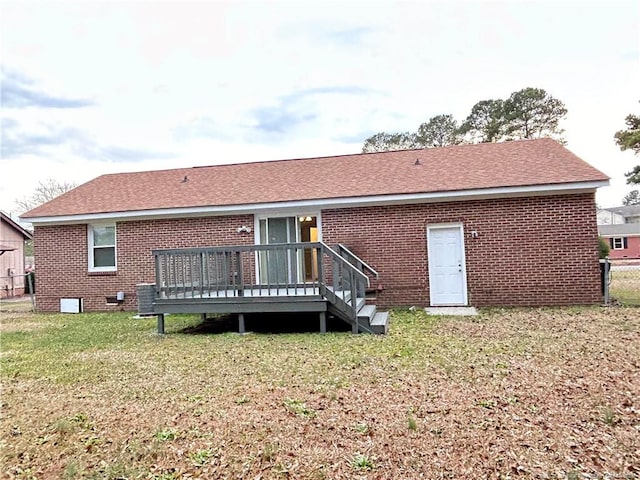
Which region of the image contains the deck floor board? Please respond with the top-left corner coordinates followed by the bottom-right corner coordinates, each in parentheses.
top-left (158, 286), bottom-right (321, 300)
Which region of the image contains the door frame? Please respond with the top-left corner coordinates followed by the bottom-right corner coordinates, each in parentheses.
top-left (426, 222), bottom-right (468, 306)
top-left (253, 212), bottom-right (322, 284)
top-left (253, 212), bottom-right (322, 245)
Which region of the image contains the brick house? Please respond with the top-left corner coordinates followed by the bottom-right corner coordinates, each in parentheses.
top-left (597, 205), bottom-right (640, 260)
top-left (1, 211), bottom-right (33, 298)
top-left (22, 138), bottom-right (609, 319)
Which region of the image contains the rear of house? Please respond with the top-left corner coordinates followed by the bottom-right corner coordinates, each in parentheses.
top-left (22, 139), bottom-right (609, 315)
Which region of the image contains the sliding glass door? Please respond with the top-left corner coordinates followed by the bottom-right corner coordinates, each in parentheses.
top-left (259, 217), bottom-right (298, 284)
top-left (257, 215), bottom-right (319, 285)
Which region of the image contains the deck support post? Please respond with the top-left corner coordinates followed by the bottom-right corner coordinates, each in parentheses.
top-left (319, 312), bottom-right (326, 333)
top-left (238, 313), bottom-right (245, 334)
top-left (157, 314), bottom-right (165, 334)
top-left (352, 318), bottom-right (358, 334)
top-left (201, 313), bottom-right (207, 322)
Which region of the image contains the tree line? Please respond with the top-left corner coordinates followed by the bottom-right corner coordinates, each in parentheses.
top-left (362, 87), bottom-right (567, 153)
top-left (614, 103), bottom-right (640, 205)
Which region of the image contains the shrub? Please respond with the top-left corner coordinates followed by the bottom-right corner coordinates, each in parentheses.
top-left (598, 236), bottom-right (610, 259)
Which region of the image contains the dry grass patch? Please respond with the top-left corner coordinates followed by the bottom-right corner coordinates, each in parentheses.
top-left (1, 307), bottom-right (638, 478)
top-left (0, 298), bottom-right (34, 313)
top-left (0, 299), bottom-right (41, 333)
top-left (0, 320), bottom-right (47, 333)
top-left (610, 269), bottom-right (640, 305)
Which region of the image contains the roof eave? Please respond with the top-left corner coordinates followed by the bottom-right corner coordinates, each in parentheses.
top-left (1, 212), bottom-right (34, 239)
top-left (22, 180), bottom-right (609, 226)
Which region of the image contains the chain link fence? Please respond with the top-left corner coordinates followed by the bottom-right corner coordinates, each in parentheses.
top-left (602, 259), bottom-right (640, 306)
top-left (0, 274), bottom-right (25, 299)
top-left (0, 273), bottom-right (36, 312)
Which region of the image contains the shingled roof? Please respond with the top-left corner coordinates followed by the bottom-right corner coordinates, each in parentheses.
top-left (22, 138), bottom-right (608, 221)
top-left (598, 223), bottom-right (640, 236)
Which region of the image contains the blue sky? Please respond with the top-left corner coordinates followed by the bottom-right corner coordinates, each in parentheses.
top-left (1, 0), bottom-right (639, 217)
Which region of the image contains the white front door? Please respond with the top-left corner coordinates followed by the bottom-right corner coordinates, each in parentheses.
top-left (427, 224), bottom-right (467, 305)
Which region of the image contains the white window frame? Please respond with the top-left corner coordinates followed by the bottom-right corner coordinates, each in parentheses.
top-left (88, 223), bottom-right (117, 272)
top-left (612, 237), bottom-right (625, 250)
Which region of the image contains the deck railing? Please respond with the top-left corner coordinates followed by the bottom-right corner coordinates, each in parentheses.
top-left (153, 242), bottom-right (369, 321)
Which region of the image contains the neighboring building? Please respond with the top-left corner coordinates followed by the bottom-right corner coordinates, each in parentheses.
top-left (596, 209), bottom-right (625, 225)
top-left (598, 205), bottom-right (640, 260)
top-left (0, 212), bottom-right (33, 298)
top-left (600, 205), bottom-right (640, 224)
top-left (22, 138), bottom-right (609, 313)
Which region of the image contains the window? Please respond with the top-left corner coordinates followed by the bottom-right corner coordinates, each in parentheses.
top-left (88, 224), bottom-right (116, 271)
top-left (611, 237), bottom-right (627, 250)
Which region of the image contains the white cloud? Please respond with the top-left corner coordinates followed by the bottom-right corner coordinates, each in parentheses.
top-left (1, 0), bottom-right (639, 218)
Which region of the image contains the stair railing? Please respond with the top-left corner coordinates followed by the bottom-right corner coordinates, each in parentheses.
top-left (319, 243), bottom-right (369, 324)
top-left (337, 243), bottom-right (379, 279)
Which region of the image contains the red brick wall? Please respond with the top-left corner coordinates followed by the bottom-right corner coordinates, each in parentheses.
top-left (34, 193), bottom-right (601, 311)
top-left (34, 215), bottom-right (253, 312)
top-left (322, 193), bottom-right (601, 307)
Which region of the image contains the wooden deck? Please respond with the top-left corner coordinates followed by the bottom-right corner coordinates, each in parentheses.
top-left (147, 242), bottom-right (389, 334)
top-left (158, 286), bottom-right (321, 300)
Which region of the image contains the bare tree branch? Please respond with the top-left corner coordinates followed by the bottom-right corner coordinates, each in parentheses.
top-left (14, 179), bottom-right (77, 214)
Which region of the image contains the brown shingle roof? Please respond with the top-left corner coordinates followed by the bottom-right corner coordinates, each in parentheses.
top-left (22, 138), bottom-right (608, 219)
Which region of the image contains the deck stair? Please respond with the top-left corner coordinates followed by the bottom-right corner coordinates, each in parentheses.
top-left (355, 303), bottom-right (389, 335)
top-left (148, 241), bottom-right (389, 335)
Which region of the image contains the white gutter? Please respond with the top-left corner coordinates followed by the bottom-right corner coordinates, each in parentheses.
top-left (22, 180), bottom-right (609, 226)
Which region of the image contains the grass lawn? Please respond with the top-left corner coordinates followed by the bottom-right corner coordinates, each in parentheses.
top-left (1, 305), bottom-right (638, 479)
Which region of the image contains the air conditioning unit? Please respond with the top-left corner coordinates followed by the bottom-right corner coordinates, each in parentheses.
top-left (136, 283), bottom-right (156, 316)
